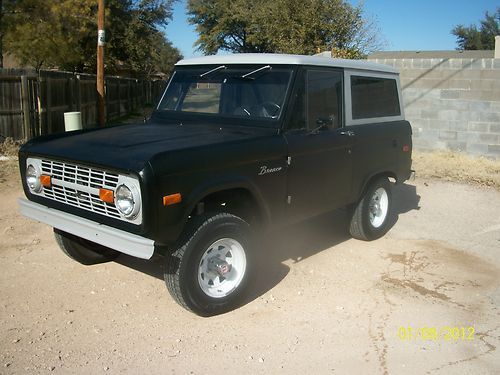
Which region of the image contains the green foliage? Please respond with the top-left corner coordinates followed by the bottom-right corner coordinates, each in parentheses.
top-left (187, 0), bottom-right (384, 57)
top-left (2, 0), bottom-right (182, 75)
top-left (452, 8), bottom-right (499, 50)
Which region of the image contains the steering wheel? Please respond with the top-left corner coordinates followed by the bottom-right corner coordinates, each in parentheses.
top-left (260, 102), bottom-right (281, 118)
top-left (233, 107), bottom-right (252, 116)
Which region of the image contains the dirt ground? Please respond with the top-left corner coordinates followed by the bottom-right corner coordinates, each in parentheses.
top-left (1, 158), bottom-right (499, 374)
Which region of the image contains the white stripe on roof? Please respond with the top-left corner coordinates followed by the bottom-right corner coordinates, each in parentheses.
top-left (176, 53), bottom-right (398, 74)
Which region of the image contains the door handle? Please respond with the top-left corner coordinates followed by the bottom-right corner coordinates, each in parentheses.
top-left (340, 130), bottom-right (355, 137)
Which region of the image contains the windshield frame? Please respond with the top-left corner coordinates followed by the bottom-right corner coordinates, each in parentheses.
top-left (153, 64), bottom-right (297, 129)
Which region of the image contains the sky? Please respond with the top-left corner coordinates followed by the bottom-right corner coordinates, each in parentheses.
top-left (164, 0), bottom-right (499, 59)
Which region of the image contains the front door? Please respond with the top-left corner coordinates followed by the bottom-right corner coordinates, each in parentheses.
top-left (284, 68), bottom-right (354, 221)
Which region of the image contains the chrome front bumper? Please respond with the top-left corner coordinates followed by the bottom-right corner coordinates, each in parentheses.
top-left (18, 198), bottom-right (154, 259)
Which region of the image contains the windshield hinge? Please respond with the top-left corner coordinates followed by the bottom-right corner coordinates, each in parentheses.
top-left (287, 156), bottom-right (292, 166)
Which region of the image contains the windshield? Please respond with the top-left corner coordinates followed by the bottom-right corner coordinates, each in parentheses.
top-left (157, 66), bottom-right (293, 124)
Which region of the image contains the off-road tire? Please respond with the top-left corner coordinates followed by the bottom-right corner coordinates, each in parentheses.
top-left (349, 177), bottom-right (392, 241)
top-left (164, 212), bottom-right (253, 316)
top-left (54, 229), bottom-right (120, 265)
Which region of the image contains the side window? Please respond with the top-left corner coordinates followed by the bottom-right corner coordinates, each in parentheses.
top-left (351, 76), bottom-right (400, 119)
top-left (307, 70), bottom-right (342, 129)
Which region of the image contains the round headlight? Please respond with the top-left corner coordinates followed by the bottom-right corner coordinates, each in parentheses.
top-left (26, 164), bottom-right (42, 193)
top-left (115, 184), bottom-right (136, 217)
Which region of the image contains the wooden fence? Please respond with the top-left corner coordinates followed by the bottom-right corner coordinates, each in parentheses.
top-left (0, 69), bottom-right (166, 140)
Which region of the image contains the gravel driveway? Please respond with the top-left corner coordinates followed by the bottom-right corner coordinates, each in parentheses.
top-left (1, 165), bottom-right (499, 374)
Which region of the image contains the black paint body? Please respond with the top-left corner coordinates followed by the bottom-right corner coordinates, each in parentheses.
top-left (19, 64), bottom-right (413, 253)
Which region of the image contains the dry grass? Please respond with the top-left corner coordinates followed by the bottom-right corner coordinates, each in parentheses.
top-left (0, 137), bottom-right (23, 157)
top-left (412, 150), bottom-right (500, 190)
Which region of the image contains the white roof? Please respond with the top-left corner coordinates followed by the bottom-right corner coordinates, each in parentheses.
top-left (176, 53), bottom-right (398, 74)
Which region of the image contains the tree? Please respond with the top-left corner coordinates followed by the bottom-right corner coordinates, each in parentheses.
top-left (2, 0), bottom-right (182, 75)
top-left (452, 8), bottom-right (499, 50)
top-left (187, 0), bottom-right (384, 57)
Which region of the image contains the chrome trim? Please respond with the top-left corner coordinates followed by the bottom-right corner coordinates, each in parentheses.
top-left (27, 157), bottom-right (143, 225)
top-left (19, 198), bottom-right (154, 259)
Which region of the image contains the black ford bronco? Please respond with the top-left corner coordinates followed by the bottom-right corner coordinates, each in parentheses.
top-left (19, 54), bottom-right (413, 316)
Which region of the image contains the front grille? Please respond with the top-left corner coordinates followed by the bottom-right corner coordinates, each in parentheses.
top-left (39, 159), bottom-right (122, 220)
top-left (41, 160), bottom-right (119, 190)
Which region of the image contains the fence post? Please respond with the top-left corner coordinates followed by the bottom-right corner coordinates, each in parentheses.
top-left (46, 76), bottom-right (52, 134)
top-left (20, 75), bottom-right (31, 140)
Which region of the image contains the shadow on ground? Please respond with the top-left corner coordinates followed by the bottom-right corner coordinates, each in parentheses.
top-left (114, 182), bottom-right (421, 307)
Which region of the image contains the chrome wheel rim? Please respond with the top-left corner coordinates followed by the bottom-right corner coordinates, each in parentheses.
top-left (369, 187), bottom-right (389, 228)
top-left (197, 238), bottom-right (247, 298)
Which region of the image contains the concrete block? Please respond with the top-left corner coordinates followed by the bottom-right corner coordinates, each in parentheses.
top-left (448, 120), bottom-right (468, 131)
top-left (479, 133), bottom-right (499, 143)
top-left (466, 143), bottom-right (489, 155)
top-left (459, 90), bottom-right (499, 101)
top-left (460, 59), bottom-right (474, 69)
top-left (469, 101), bottom-right (491, 112)
top-left (482, 59), bottom-right (493, 69)
top-left (421, 109), bottom-right (439, 119)
top-left (493, 59), bottom-right (500, 69)
top-left (457, 131), bottom-right (480, 142)
top-left (413, 138), bottom-right (447, 150)
top-left (490, 124), bottom-right (500, 134)
top-left (408, 119), bottom-right (430, 129)
top-left (480, 70), bottom-right (500, 79)
top-left (439, 130), bottom-right (457, 140)
top-left (449, 59), bottom-right (462, 70)
top-left (470, 79), bottom-right (500, 91)
top-left (431, 58), bottom-right (445, 68)
top-left (455, 70), bottom-right (482, 79)
top-left (422, 60), bottom-right (432, 69)
top-left (447, 79), bottom-right (471, 90)
top-left (468, 122), bottom-right (490, 132)
top-left (412, 59), bottom-right (423, 69)
top-left (427, 120), bottom-right (447, 130)
top-left (470, 59), bottom-right (485, 69)
top-left (489, 102), bottom-right (500, 112)
top-left (479, 112), bottom-right (500, 122)
top-left (419, 129), bottom-right (440, 140)
top-left (440, 90), bottom-right (460, 99)
top-left (440, 100), bottom-right (470, 111)
top-left (404, 107), bottom-right (421, 117)
top-left (438, 110), bottom-right (462, 121)
top-left (487, 145), bottom-right (500, 155)
top-left (445, 141), bottom-right (467, 151)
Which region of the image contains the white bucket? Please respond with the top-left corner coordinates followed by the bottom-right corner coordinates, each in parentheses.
top-left (64, 112), bottom-right (82, 132)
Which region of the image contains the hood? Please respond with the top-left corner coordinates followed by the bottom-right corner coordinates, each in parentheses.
top-left (21, 122), bottom-right (274, 172)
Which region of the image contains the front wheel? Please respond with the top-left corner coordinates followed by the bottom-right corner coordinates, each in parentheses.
top-left (54, 229), bottom-right (120, 265)
top-left (349, 177), bottom-right (392, 241)
top-left (164, 213), bottom-right (253, 316)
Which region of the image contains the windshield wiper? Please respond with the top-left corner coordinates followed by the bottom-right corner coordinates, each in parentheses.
top-left (200, 65), bottom-right (226, 78)
top-left (240, 65), bottom-right (272, 80)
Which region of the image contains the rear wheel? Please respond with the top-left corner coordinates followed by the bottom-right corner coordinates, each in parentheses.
top-left (349, 177), bottom-right (392, 241)
top-left (164, 212), bottom-right (253, 316)
top-left (54, 229), bottom-right (119, 265)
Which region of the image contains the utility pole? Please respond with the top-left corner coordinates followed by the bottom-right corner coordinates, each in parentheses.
top-left (0, 0), bottom-right (4, 69)
top-left (97, 0), bottom-right (105, 127)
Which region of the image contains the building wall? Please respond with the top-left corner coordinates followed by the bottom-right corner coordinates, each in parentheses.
top-left (367, 57), bottom-right (500, 159)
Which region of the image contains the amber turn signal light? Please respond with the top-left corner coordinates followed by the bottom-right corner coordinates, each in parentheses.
top-left (40, 175), bottom-right (52, 188)
top-left (99, 188), bottom-right (114, 203)
top-left (163, 193), bottom-right (182, 206)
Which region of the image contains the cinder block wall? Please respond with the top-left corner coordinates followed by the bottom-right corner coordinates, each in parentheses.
top-left (367, 58), bottom-right (500, 159)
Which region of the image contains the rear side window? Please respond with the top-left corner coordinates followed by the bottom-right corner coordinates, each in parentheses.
top-left (351, 76), bottom-right (400, 119)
